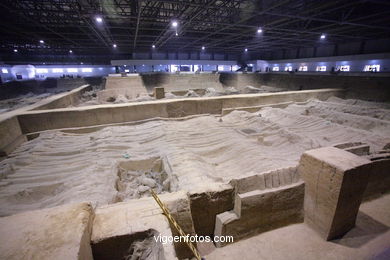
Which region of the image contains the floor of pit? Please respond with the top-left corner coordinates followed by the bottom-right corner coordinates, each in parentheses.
top-left (0, 96), bottom-right (389, 216)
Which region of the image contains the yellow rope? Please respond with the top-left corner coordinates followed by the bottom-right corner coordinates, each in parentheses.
top-left (150, 189), bottom-right (202, 260)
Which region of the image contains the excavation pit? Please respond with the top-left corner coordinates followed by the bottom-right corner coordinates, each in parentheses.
top-left (0, 85), bottom-right (389, 260)
top-left (92, 229), bottom-right (165, 260)
top-left (115, 157), bottom-right (177, 201)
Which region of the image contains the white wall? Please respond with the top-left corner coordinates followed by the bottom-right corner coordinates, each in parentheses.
top-left (257, 53), bottom-right (390, 73)
top-left (112, 59), bottom-right (237, 73)
top-left (0, 65), bottom-right (14, 83)
top-left (34, 65), bottom-right (116, 79)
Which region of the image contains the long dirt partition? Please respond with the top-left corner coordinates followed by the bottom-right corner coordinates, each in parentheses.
top-left (16, 89), bottom-right (344, 135)
top-left (0, 84), bottom-right (91, 156)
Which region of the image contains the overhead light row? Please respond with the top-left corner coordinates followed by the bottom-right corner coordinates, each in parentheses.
top-left (11, 18), bottom-right (327, 54)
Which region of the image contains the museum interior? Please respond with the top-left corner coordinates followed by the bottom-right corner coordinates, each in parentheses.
top-left (0, 0), bottom-right (389, 259)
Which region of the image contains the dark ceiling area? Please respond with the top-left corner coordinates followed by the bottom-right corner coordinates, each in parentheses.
top-left (0, 0), bottom-right (390, 64)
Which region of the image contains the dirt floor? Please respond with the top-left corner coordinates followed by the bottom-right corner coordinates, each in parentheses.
top-left (203, 193), bottom-right (390, 260)
top-left (0, 96), bottom-right (389, 216)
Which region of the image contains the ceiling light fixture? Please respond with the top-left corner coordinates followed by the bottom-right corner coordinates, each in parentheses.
top-left (95, 16), bottom-right (103, 23)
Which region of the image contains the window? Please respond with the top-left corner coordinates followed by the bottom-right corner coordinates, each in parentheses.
top-left (284, 66), bottom-right (292, 72)
top-left (170, 65), bottom-right (179, 72)
top-left (298, 66), bottom-right (308, 71)
top-left (316, 66), bottom-right (326, 72)
top-left (81, 68), bottom-right (92, 73)
top-left (52, 68), bottom-right (64, 73)
top-left (36, 68), bottom-right (48, 73)
top-left (232, 65), bottom-right (240, 71)
top-left (180, 65), bottom-right (191, 72)
top-left (1, 68), bottom-right (9, 73)
top-left (272, 66), bottom-right (279, 71)
top-left (67, 68), bottom-right (78, 73)
top-left (218, 65), bottom-right (231, 71)
top-left (363, 64), bottom-right (380, 72)
top-left (337, 65), bottom-right (350, 72)
top-left (194, 65), bottom-right (201, 72)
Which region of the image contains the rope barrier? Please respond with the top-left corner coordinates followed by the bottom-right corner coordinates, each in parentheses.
top-left (150, 189), bottom-right (202, 260)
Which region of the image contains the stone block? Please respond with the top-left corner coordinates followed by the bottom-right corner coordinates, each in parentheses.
top-left (298, 146), bottom-right (372, 240)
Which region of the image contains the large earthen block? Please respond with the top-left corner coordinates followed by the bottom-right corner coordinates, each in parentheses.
top-left (298, 146), bottom-right (372, 240)
top-left (154, 87), bottom-right (165, 99)
top-left (92, 191), bottom-right (194, 260)
top-left (0, 203), bottom-right (94, 260)
top-left (215, 182), bottom-right (304, 247)
top-left (189, 184), bottom-right (234, 236)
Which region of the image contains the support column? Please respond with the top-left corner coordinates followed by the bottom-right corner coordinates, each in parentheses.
top-left (333, 44), bottom-right (339, 56)
top-left (154, 87), bottom-right (165, 99)
top-left (298, 147), bottom-right (371, 240)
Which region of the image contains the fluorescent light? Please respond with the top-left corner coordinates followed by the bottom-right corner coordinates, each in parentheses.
top-left (80, 62), bottom-right (83, 65)
top-left (338, 65), bottom-right (350, 72)
top-left (175, 32), bottom-right (178, 36)
top-left (82, 68), bottom-right (92, 72)
top-left (299, 66), bottom-right (308, 71)
top-left (245, 48), bottom-right (248, 52)
top-left (36, 68), bottom-right (48, 73)
top-left (364, 64), bottom-right (380, 72)
top-left (1, 68), bottom-right (9, 73)
top-left (67, 68), bottom-right (78, 73)
top-left (218, 65), bottom-right (226, 71)
top-left (320, 34), bottom-right (326, 39)
top-left (39, 40), bottom-right (44, 44)
top-left (172, 21), bottom-right (178, 27)
top-left (113, 44), bottom-right (117, 48)
top-left (52, 68), bottom-right (64, 73)
top-left (202, 46), bottom-right (205, 50)
top-left (257, 28), bottom-right (263, 33)
top-left (69, 50), bottom-right (73, 53)
top-left (13, 49), bottom-right (18, 53)
top-left (96, 16), bottom-right (103, 23)
top-left (124, 69), bottom-right (130, 73)
top-left (152, 45), bottom-right (155, 48)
